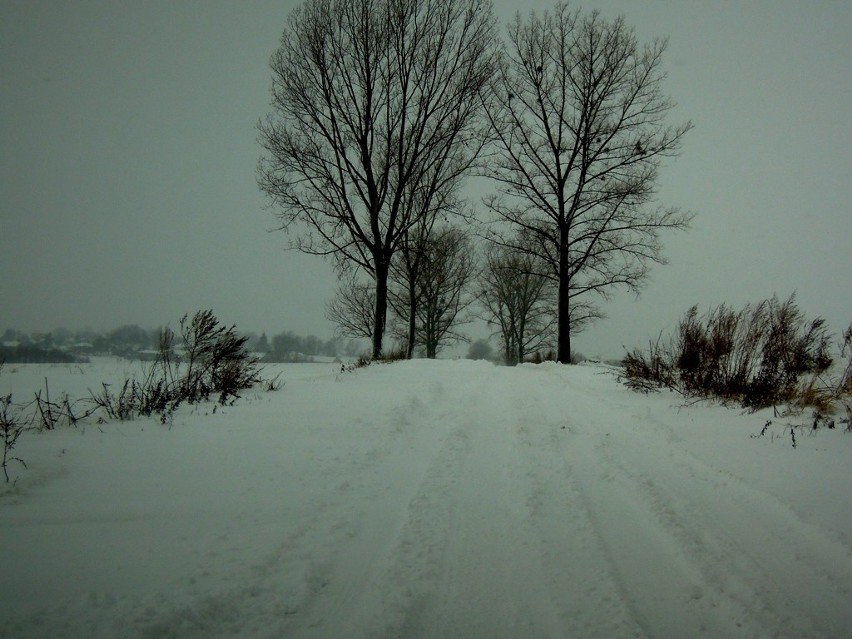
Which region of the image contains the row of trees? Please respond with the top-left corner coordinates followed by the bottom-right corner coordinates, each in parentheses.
top-left (326, 226), bottom-right (478, 359)
top-left (261, 332), bottom-right (365, 361)
top-left (324, 229), bottom-right (553, 363)
top-left (1, 325), bottom-right (157, 362)
top-left (258, 0), bottom-right (692, 362)
top-left (0, 326), bottom-right (361, 363)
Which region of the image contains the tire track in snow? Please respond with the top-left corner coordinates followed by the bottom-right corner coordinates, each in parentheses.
top-left (374, 367), bottom-right (644, 638)
top-left (371, 369), bottom-right (529, 637)
top-left (253, 374), bottom-right (463, 639)
top-left (133, 370), bottom-right (461, 639)
top-left (509, 382), bottom-right (648, 638)
top-left (564, 385), bottom-right (852, 639)
top-left (111, 361), bottom-right (851, 639)
top-left (568, 430), bottom-right (760, 638)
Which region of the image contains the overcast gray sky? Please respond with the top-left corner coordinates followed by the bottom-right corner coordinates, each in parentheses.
top-left (2, 0), bottom-right (850, 358)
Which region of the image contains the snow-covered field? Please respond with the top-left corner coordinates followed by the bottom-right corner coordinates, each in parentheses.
top-left (1, 358), bottom-right (850, 638)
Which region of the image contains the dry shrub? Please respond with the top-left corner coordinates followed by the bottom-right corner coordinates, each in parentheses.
top-left (623, 294), bottom-right (836, 410)
top-left (90, 310), bottom-right (261, 422)
top-left (377, 345), bottom-right (408, 363)
top-left (623, 333), bottom-right (676, 392)
top-left (176, 310), bottom-right (261, 404)
top-left (838, 322), bottom-right (852, 395)
top-left (1, 391), bottom-right (27, 482)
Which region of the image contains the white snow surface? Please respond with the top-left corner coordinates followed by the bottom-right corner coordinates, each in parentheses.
top-left (1, 358), bottom-right (850, 638)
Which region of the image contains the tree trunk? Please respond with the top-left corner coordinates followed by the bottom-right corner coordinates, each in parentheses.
top-left (557, 226), bottom-right (572, 364)
top-left (426, 331), bottom-right (438, 358)
top-left (425, 311), bottom-right (437, 359)
top-left (372, 259), bottom-right (390, 360)
top-left (557, 280), bottom-right (572, 363)
top-left (517, 325), bottom-right (525, 364)
top-left (406, 278), bottom-right (417, 359)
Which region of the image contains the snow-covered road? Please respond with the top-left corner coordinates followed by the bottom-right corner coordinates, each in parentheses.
top-left (1, 359), bottom-right (850, 638)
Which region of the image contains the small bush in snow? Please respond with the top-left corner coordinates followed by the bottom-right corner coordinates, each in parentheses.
top-left (175, 310), bottom-right (261, 405)
top-left (262, 373), bottom-right (284, 392)
top-left (89, 310), bottom-right (262, 422)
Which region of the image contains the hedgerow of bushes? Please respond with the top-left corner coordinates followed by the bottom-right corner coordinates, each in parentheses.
top-left (622, 295), bottom-right (850, 414)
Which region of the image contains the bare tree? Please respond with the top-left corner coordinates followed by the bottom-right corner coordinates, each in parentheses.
top-left (389, 193), bottom-right (477, 358)
top-left (392, 227), bottom-right (477, 358)
top-left (389, 223), bottom-right (428, 358)
top-left (258, 0), bottom-right (497, 359)
top-left (325, 270), bottom-right (375, 340)
top-left (483, 3), bottom-right (693, 363)
top-left (479, 243), bottom-right (555, 365)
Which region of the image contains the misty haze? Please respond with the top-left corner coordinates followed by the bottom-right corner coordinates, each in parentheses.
top-left (1, 1), bottom-right (850, 637)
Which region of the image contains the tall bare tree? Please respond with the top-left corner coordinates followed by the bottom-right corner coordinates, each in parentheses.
top-left (390, 222), bottom-right (429, 359)
top-left (392, 227), bottom-right (477, 358)
top-left (479, 243), bottom-right (555, 365)
top-left (483, 3), bottom-right (693, 363)
top-left (258, 0), bottom-right (497, 359)
top-left (417, 227), bottom-right (478, 358)
top-left (389, 184), bottom-right (463, 359)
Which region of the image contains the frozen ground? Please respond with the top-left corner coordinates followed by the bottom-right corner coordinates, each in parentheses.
top-left (1, 358), bottom-right (850, 638)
